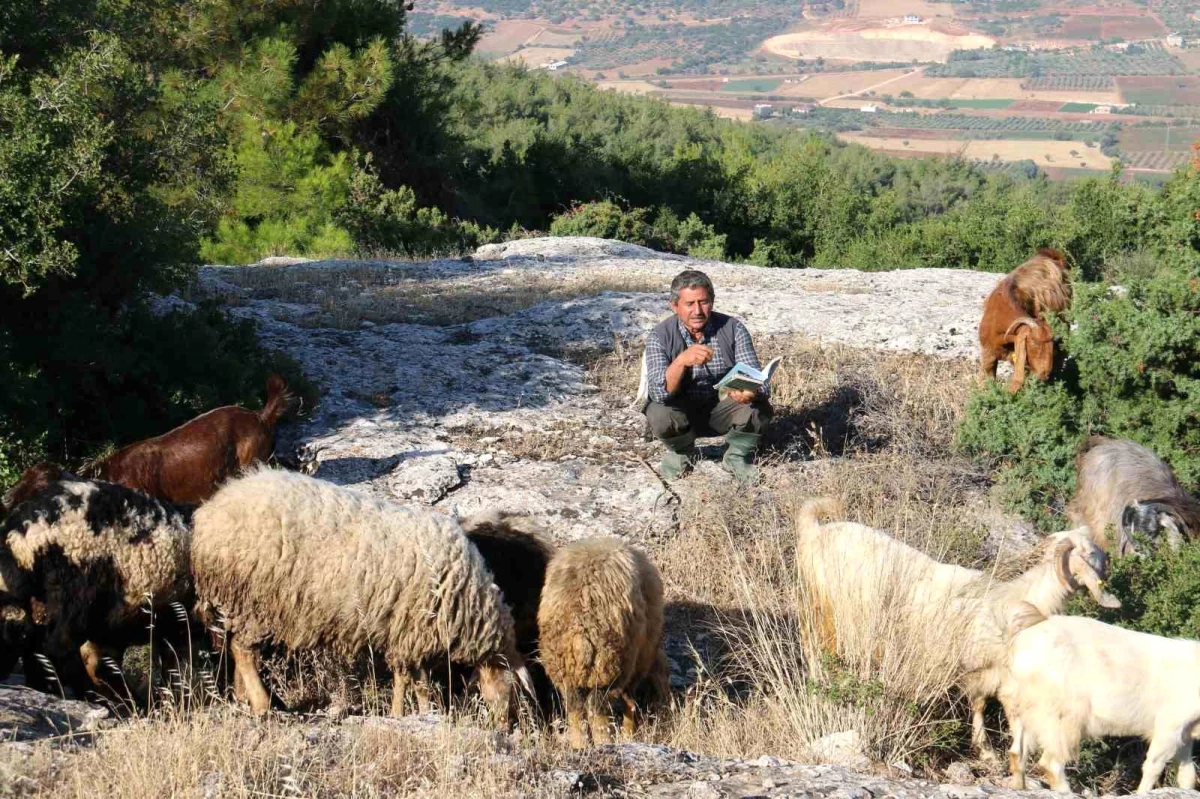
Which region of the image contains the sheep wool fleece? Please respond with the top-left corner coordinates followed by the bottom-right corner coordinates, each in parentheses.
top-left (538, 537), bottom-right (664, 692)
top-left (2, 480), bottom-right (193, 631)
top-left (191, 468), bottom-right (516, 667)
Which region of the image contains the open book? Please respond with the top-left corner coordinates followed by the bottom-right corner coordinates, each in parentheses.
top-left (716, 357), bottom-right (782, 396)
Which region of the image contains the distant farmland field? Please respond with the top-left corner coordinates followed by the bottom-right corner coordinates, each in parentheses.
top-left (950, 98), bottom-right (1013, 109)
top-left (721, 78), bottom-right (784, 93)
top-left (1059, 102), bottom-right (1098, 112)
top-left (1119, 76), bottom-right (1200, 105)
top-left (1119, 126), bottom-right (1200, 153)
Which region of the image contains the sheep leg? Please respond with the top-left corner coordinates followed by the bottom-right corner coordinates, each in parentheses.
top-left (564, 689), bottom-right (589, 750)
top-left (587, 689), bottom-right (612, 745)
top-left (1008, 718), bottom-right (1026, 790)
top-left (1174, 740), bottom-right (1195, 790)
top-left (230, 640), bottom-right (271, 716)
top-left (79, 641), bottom-right (137, 711)
top-left (971, 695), bottom-right (999, 764)
top-left (619, 690), bottom-right (639, 737)
top-left (391, 670), bottom-right (412, 717)
top-left (1136, 733), bottom-right (1180, 794)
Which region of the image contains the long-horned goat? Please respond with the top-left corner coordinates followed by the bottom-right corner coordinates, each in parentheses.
top-left (81, 374), bottom-right (292, 504)
top-left (190, 468), bottom-right (533, 721)
top-left (1067, 435), bottom-right (1200, 556)
top-left (537, 537), bottom-right (670, 748)
top-left (1, 479), bottom-right (194, 704)
top-left (1001, 608), bottom-right (1200, 793)
top-left (795, 498), bottom-right (1118, 763)
top-left (978, 248), bottom-right (1070, 393)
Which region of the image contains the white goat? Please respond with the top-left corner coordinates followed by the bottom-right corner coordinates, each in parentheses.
top-left (796, 498), bottom-right (1119, 763)
top-left (1001, 611), bottom-right (1200, 794)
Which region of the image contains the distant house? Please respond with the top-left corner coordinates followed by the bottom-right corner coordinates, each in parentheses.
top-left (753, 103), bottom-right (774, 119)
top-left (793, 103), bottom-right (815, 115)
top-left (1166, 33), bottom-right (1185, 48)
top-left (543, 60), bottom-right (570, 71)
top-left (860, 103), bottom-right (878, 113)
top-left (1091, 105), bottom-right (1113, 114)
top-left (903, 14), bottom-right (922, 24)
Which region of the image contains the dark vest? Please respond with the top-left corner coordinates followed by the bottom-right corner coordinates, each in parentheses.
top-left (642, 312), bottom-right (740, 409)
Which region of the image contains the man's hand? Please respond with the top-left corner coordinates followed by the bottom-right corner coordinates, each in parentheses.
top-left (675, 344), bottom-right (714, 367)
top-left (728, 388), bottom-right (757, 405)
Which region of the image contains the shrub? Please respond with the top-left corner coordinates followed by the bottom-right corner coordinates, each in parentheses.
top-left (956, 256), bottom-right (1200, 528)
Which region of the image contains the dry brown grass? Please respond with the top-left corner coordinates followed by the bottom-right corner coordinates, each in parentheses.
top-left (2, 336), bottom-right (1017, 793)
top-left (203, 263), bottom-right (663, 329)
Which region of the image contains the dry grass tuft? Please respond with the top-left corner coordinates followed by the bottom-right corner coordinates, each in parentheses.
top-left (201, 263), bottom-right (662, 328)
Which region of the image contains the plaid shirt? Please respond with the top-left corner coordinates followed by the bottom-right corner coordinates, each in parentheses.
top-left (645, 315), bottom-right (765, 404)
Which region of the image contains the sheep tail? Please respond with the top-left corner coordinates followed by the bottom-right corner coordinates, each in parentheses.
top-left (796, 498), bottom-right (844, 541)
top-left (259, 374), bottom-right (294, 428)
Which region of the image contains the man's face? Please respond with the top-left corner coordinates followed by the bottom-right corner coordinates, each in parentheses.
top-left (671, 286), bottom-right (713, 335)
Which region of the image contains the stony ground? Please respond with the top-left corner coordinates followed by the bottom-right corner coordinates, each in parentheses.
top-left (7, 238), bottom-right (1164, 798)
top-left (193, 237), bottom-right (1002, 541)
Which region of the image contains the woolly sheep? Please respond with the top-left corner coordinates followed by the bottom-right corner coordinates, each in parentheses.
top-left (795, 498), bottom-right (1119, 763)
top-left (1, 479), bottom-right (194, 703)
top-left (190, 468), bottom-right (533, 720)
top-left (537, 537), bottom-right (669, 749)
top-left (1067, 435), bottom-right (1200, 555)
top-left (1001, 610), bottom-right (1200, 793)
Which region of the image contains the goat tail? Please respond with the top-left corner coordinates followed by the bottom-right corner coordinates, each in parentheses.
top-left (259, 374), bottom-right (294, 428)
top-left (1004, 600), bottom-right (1047, 638)
top-left (1012, 249), bottom-right (1072, 316)
top-left (796, 497), bottom-right (844, 541)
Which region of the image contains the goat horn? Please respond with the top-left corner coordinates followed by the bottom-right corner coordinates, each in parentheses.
top-left (1005, 317), bottom-right (1040, 337)
top-left (1053, 538), bottom-right (1075, 590)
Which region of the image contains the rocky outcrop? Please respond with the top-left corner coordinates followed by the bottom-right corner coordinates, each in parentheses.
top-left (191, 237), bottom-right (1001, 541)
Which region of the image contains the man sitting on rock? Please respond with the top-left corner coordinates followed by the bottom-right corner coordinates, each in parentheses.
top-left (640, 269), bottom-right (773, 483)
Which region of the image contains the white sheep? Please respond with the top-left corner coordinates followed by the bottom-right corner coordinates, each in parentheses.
top-left (1001, 610), bottom-right (1200, 793)
top-left (190, 467), bottom-right (533, 720)
top-left (1, 478), bottom-right (194, 703)
top-left (795, 498), bottom-right (1119, 762)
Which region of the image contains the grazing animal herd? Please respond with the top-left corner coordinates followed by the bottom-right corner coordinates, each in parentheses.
top-left (2, 249), bottom-right (1200, 793)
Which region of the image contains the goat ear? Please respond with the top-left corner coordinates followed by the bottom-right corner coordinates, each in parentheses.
top-left (1007, 329), bottom-right (1028, 394)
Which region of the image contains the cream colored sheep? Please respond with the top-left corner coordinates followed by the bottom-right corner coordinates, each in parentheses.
top-left (537, 537), bottom-right (669, 749)
top-left (796, 498), bottom-right (1118, 763)
top-left (190, 468), bottom-right (531, 721)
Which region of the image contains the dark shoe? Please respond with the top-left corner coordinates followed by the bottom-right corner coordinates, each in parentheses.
top-left (722, 430), bottom-right (761, 484)
top-left (659, 432), bottom-right (699, 480)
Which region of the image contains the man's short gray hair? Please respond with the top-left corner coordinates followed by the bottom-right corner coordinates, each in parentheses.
top-left (670, 270), bottom-right (715, 304)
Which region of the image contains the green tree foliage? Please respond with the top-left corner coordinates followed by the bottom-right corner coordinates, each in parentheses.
top-left (0, 9), bottom-right (305, 482)
top-left (956, 195), bottom-right (1200, 526)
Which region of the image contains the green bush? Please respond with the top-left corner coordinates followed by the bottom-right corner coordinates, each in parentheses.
top-left (956, 256), bottom-right (1200, 527)
top-left (549, 200), bottom-right (656, 245)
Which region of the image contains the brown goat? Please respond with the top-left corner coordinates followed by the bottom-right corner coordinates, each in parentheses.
top-left (978, 248), bottom-right (1071, 393)
top-left (81, 375), bottom-right (292, 504)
